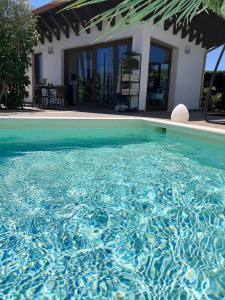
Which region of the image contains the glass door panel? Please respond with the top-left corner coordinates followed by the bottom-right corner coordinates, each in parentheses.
top-left (66, 40), bottom-right (131, 107)
top-left (96, 47), bottom-right (113, 105)
top-left (74, 49), bottom-right (93, 104)
top-left (95, 44), bottom-right (130, 106)
top-left (67, 49), bottom-right (93, 105)
top-left (147, 44), bottom-right (171, 111)
top-left (34, 53), bottom-right (43, 85)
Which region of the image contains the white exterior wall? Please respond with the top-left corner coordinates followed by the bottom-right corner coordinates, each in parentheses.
top-left (30, 20), bottom-right (206, 111)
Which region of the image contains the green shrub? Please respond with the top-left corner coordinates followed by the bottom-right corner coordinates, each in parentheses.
top-left (201, 86), bottom-right (223, 111)
top-left (0, 0), bottom-right (38, 109)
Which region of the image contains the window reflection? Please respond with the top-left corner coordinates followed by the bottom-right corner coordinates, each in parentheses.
top-left (76, 49), bottom-right (93, 104)
top-left (96, 44), bottom-right (129, 105)
top-left (147, 44), bottom-right (171, 111)
top-left (67, 41), bottom-right (130, 107)
top-left (96, 47), bottom-right (113, 104)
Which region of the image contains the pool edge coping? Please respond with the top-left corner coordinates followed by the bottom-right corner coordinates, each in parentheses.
top-left (0, 116), bottom-right (225, 137)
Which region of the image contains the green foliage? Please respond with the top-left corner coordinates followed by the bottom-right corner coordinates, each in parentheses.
top-left (205, 0), bottom-right (225, 15)
top-left (60, 0), bottom-right (225, 37)
top-left (205, 70), bottom-right (225, 79)
top-left (201, 86), bottom-right (223, 111)
top-left (203, 70), bottom-right (225, 111)
top-left (0, 0), bottom-right (38, 109)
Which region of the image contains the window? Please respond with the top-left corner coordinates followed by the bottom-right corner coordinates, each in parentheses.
top-left (34, 53), bottom-right (43, 85)
top-left (146, 43), bottom-right (171, 111)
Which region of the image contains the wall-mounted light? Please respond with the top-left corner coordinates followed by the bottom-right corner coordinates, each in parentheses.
top-left (184, 45), bottom-right (191, 54)
top-left (48, 45), bottom-right (54, 54)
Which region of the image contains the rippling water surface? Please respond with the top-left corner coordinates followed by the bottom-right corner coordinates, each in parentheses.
top-left (0, 121), bottom-right (225, 299)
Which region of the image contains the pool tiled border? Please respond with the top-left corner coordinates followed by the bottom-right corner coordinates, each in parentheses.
top-left (0, 115), bottom-right (225, 136)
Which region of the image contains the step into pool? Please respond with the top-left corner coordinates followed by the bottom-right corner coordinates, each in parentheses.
top-left (0, 119), bottom-right (225, 299)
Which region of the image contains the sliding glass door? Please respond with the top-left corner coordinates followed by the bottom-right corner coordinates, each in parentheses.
top-left (65, 48), bottom-right (93, 106)
top-left (65, 40), bottom-right (131, 107)
top-left (146, 43), bottom-right (171, 111)
top-left (96, 46), bottom-right (113, 105)
top-left (95, 44), bottom-right (129, 105)
top-left (76, 49), bottom-right (93, 104)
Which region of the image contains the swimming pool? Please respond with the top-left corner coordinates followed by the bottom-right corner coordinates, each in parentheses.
top-left (0, 119), bottom-right (225, 299)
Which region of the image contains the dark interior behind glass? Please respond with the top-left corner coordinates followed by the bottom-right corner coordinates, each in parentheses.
top-left (146, 43), bottom-right (171, 111)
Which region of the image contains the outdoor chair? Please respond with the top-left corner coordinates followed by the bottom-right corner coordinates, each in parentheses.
top-left (33, 86), bottom-right (43, 107)
top-left (41, 88), bottom-right (49, 108)
top-left (49, 89), bottom-right (57, 108)
top-left (51, 86), bottom-right (65, 109)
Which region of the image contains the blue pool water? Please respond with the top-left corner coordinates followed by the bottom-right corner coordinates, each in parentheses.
top-left (0, 120), bottom-right (225, 299)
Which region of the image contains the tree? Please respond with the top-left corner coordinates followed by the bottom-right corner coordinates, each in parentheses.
top-left (60, 0), bottom-right (225, 36)
top-left (0, 0), bottom-right (38, 109)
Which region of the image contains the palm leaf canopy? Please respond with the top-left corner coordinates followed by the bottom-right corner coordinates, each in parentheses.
top-left (59, 0), bottom-right (225, 36)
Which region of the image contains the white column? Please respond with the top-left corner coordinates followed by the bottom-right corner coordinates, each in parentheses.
top-left (132, 24), bottom-right (151, 110)
top-left (172, 45), bottom-right (205, 110)
top-left (167, 47), bottom-right (179, 111)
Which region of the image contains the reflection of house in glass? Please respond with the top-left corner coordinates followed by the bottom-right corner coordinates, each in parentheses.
top-left (147, 43), bottom-right (171, 111)
top-left (31, 2), bottom-right (225, 111)
top-left (62, 42), bottom-right (130, 108)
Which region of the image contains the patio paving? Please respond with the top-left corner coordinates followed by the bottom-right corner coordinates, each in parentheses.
top-left (0, 107), bottom-right (225, 133)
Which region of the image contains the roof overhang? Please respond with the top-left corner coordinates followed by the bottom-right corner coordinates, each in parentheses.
top-left (33, 1), bottom-right (225, 50)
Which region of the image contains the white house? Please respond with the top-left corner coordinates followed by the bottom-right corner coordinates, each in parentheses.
top-left (29, 1), bottom-right (225, 112)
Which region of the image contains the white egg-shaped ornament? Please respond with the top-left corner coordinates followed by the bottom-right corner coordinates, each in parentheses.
top-left (171, 104), bottom-right (189, 123)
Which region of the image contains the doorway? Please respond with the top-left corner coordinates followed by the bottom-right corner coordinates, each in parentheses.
top-left (34, 53), bottom-right (43, 85)
top-left (146, 42), bottom-right (171, 111)
top-left (64, 39), bottom-right (131, 108)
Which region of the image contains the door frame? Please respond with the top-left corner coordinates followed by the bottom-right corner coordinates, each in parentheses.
top-left (146, 40), bottom-right (172, 111)
top-left (33, 52), bottom-right (43, 85)
top-left (64, 38), bottom-right (132, 107)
